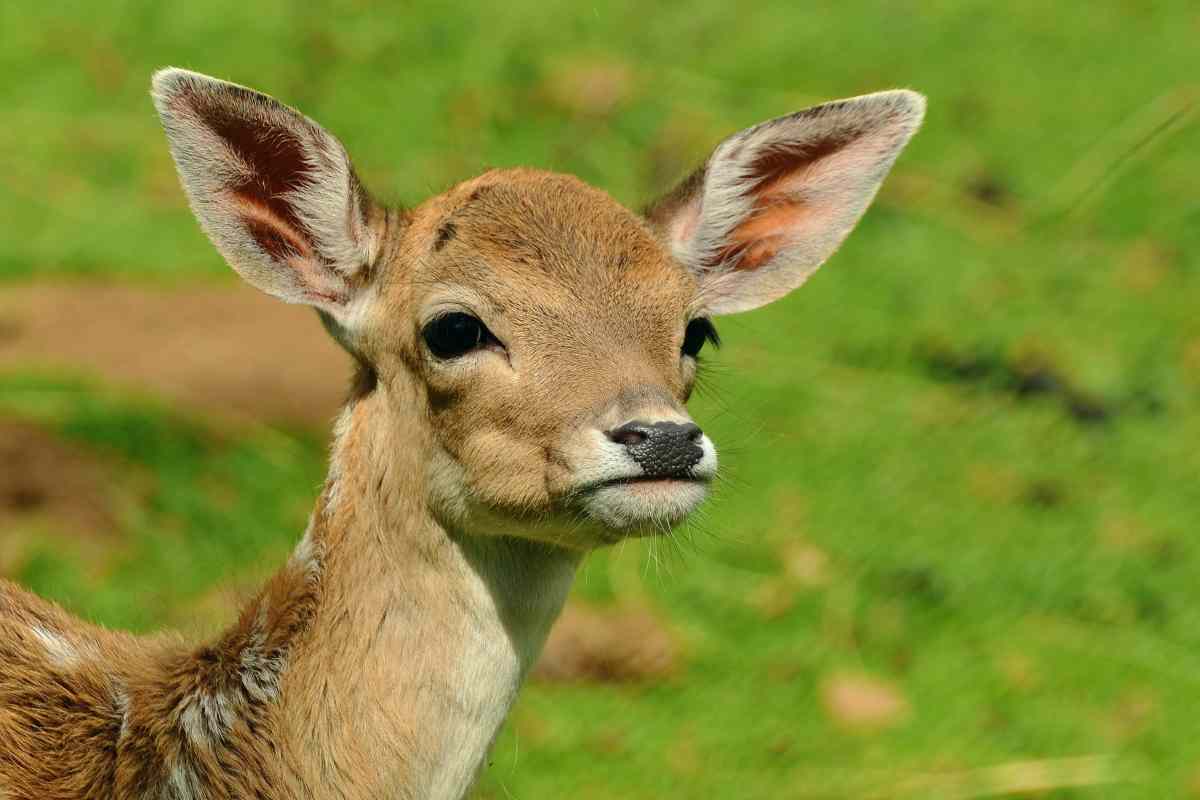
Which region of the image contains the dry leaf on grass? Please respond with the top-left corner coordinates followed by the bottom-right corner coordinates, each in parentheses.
top-left (820, 671), bottom-right (911, 732)
top-left (532, 602), bottom-right (678, 684)
top-left (540, 60), bottom-right (633, 117)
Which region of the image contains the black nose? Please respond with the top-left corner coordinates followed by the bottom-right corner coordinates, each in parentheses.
top-left (607, 420), bottom-right (704, 478)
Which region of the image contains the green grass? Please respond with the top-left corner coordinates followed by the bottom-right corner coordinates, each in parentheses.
top-left (2, 1), bottom-right (1199, 797)
top-left (0, 373), bottom-right (324, 632)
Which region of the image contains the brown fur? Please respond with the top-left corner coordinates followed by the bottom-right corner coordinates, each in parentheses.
top-left (0, 70), bottom-right (922, 799)
top-left (0, 170), bottom-right (694, 798)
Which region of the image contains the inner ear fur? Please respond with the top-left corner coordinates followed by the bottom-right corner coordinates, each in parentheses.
top-left (152, 68), bottom-right (378, 316)
top-left (646, 90), bottom-right (925, 314)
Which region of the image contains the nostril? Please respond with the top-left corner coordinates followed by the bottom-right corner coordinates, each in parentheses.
top-left (611, 429), bottom-right (647, 447)
top-left (681, 423), bottom-right (703, 442)
top-left (608, 422), bottom-right (650, 447)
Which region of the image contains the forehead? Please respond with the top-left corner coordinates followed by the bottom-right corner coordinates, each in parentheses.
top-left (410, 169), bottom-right (695, 319)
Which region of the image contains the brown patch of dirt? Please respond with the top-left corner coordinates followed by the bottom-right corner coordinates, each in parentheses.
top-left (1099, 687), bottom-right (1158, 745)
top-left (0, 420), bottom-right (128, 578)
top-left (747, 577), bottom-right (797, 619)
top-left (748, 540), bottom-right (833, 620)
top-left (1182, 337), bottom-right (1200, 386)
top-left (780, 540), bottom-right (832, 588)
top-left (965, 462), bottom-right (1022, 505)
top-left (1117, 238), bottom-right (1175, 294)
top-left (541, 59), bottom-right (633, 117)
top-left (995, 651), bottom-right (1041, 692)
top-left (531, 602), bottom-right (679, 684)
top-left (820, 671), bottom-right (911, 732)
top-left (0, 420), bottom-right (117, 535)
top-left (0, 283), bottom-right (350, 427)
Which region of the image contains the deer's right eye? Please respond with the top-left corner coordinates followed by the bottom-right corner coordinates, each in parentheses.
top-left (422, 312), bottom-right (493, 360)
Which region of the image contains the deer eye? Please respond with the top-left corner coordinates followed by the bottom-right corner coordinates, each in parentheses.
top-left (682, 317), bottom-right (720, 359)
top-left (422, 312), bottom-right (496, 359)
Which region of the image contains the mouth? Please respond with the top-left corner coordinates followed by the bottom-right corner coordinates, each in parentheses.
top-left (589, 474), bottom-right (711, 490)
top-left (571, 473), bottom-right (712, 534)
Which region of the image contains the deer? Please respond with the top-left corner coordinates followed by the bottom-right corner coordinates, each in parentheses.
top-left (0, 68), bottom-right (923, 799)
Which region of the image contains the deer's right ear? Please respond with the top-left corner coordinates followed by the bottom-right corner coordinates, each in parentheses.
top-left (151, 68), bottom-right (380, 327)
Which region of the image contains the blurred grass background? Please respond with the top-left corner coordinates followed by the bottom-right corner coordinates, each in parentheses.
top-left (1, 1), bottom-right (1198, 797)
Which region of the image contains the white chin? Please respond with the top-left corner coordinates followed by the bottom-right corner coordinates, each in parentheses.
top-left (581, 479), bottom-right (709, 532)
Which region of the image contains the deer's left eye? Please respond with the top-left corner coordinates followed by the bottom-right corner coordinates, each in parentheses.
top-left (423, 312), bottom-right (498, 360)
top-left (682, 317), bottom-right (720, 359)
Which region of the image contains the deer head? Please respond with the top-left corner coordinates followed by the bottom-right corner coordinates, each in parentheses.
top-left (152, 69), bottom-right (923, 550)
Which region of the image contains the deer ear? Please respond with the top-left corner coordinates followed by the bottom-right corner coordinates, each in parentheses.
top-left (646, 90), bottom-right (924, 315)
top-left (151, 68), bottom-right (379, 326)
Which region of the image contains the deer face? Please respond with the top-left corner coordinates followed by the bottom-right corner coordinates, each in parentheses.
top-left (380, 170), bottom-right (710, 543)
top-left (152, 69), bottom-right (923, 548)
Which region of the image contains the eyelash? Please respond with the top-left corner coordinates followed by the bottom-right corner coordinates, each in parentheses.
top-left (682, 318), bottom-right (720, 358)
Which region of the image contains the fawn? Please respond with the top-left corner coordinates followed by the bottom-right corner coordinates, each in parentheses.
top-left (0, 69), bottom-right (923, 799)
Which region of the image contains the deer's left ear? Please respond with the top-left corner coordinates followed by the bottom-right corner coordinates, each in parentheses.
top-left (646, 90), bottom-right (924, 315)
top-left (151, 68), bottom-right (380, 330)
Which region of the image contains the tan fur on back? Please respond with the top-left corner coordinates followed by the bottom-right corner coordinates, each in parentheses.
top-left (0, 581), bottom-right (159, 798)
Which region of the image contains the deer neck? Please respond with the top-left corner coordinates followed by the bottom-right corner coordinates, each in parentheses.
top-left (268, 382), bottom-right (579, 798)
